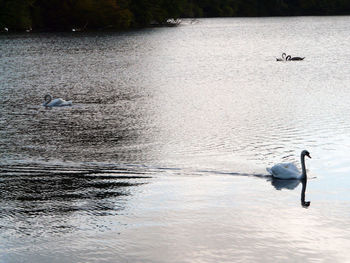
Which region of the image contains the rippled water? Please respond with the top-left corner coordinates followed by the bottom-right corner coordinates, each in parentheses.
top-left (1, 17), bottom-right (350, 262)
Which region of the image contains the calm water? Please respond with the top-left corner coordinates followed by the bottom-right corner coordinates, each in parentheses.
top-left (1, 16), bottom-right (350, 262)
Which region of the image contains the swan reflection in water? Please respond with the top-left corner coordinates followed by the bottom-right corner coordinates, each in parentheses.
top-left (271, 177), bottom-right (310, 208)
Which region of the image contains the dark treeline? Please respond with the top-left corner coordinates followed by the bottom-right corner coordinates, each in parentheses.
top-left (2, 0), bottom-right (350, 31)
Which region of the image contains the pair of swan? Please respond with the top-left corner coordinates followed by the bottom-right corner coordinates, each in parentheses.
top-left (276, 53), bottom-right (305, 61)
top-left (43, 94), bottom-right (72, 107)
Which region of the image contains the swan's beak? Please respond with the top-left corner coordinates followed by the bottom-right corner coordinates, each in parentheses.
top-left (306, 154), bottom-right (311, 159)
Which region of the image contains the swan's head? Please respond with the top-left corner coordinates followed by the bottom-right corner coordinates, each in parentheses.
top-left (301, 150), bottom-right (311, 159)
top-left (44, 94), bottom-right (52, 103)
top-left (43, 94), bottom-right (52, 106)
top-left (302, 201), bottom-right (311, 208)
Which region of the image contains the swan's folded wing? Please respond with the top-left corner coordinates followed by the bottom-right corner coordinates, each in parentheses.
top-left (61, 100), bottom-right (72, 106)
top-left (48, 98), bottom-right (63, 107)
top-left (270, 163), bottom-right (300, 179)
top-left (284, 163), bottom-right (299, 173)
top-left (49, 98), bottom-right (72, 107)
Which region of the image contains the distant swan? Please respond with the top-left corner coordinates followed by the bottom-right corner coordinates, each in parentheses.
top-left (286, 55), bottom-right (305, 61)
top-left (266, 150), bottom-right (311, 179)
top-left (276, 53), bottom-right (287, 61)
top-left (43, 94), bottom-right (72, 107)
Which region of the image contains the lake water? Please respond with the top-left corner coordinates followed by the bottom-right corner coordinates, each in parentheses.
top-left (1, 16), bottom-right (350, 262)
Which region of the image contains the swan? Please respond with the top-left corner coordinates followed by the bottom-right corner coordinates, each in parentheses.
top-left (286, 55), bottom-right (305, 61)
top-left (276, 53), bottom-right (287, 61)
top-left (266, 150), bottom-right (311, 179)
top-left (43, 94), bottom-right (72, 107)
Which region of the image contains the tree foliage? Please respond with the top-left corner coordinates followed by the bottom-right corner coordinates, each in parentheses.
top-left (1, 0), bottom-right (350, 31)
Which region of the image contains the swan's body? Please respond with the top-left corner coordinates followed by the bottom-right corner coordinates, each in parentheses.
top-left (267, 163), bottom-right (302, 179)
top-left (266, 150), bottom-right (311, 179)
top-left (43, 94), bottom-right (72, 107)
top-left (276, 53), bottom-right (287, 61)
top-left (286, 55), bottom-right (305, 61)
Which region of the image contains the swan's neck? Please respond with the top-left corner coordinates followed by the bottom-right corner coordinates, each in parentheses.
top-left (301, 154), bottom-right (307, 178)
top-left (44, 95), bottom-right (52, 106)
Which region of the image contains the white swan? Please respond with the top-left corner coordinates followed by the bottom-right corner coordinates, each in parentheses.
top-left (266, 150), bottom-right (311, 179)
top-left (43, 94), bottom-right (72, 107)
top-left (276, 53), bottom-right (287, 61)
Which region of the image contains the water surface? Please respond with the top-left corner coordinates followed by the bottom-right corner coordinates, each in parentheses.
top-left (1, 17), bottom-right (350, 262)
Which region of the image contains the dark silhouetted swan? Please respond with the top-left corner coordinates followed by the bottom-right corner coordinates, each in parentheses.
top-left (43, 94), bottom-right (72, 107)
top-left (266, 150), bottom-right (311, 179)
top-left (286, 55), bottom-right (305, 61)
top-left (276, 53), bottom-right (287, 61)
